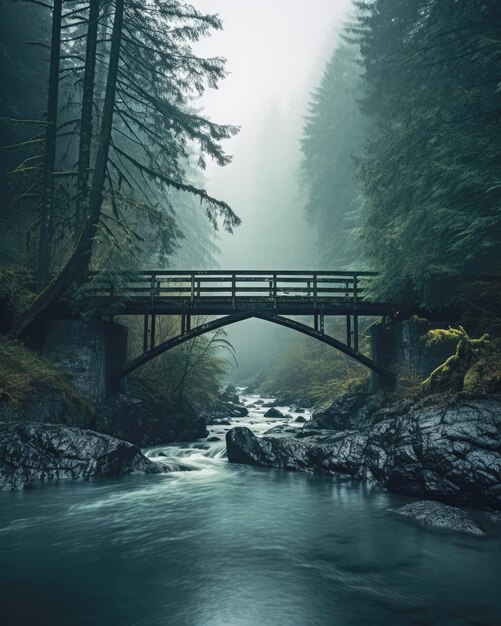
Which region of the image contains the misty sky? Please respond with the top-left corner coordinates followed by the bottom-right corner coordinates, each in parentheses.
top-left (190, 1), bottom-right (354, 377)
top-left (194, 0), bottom-right (354, 269)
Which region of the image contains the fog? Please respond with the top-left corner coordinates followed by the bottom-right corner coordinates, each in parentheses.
top-left (193, 1), bottom-right (354, 381)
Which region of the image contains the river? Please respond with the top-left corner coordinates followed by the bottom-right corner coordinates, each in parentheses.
top-left (1, 392), bottom-right (500, 626)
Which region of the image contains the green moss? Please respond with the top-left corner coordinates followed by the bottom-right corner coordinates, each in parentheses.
top-left (423, 326), bottom-right (465, 347)
top-left (463, 354), bottom-right (501, 395)
top-left (0, 336), bottom-right (92, 422)
top-left (410, 315), bottom-right (432, 329)
top-left (422, 327), bottom-right (500, 395)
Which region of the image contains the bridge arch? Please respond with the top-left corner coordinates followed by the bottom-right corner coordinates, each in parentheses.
top-left (110, 312), bottom-right (396, 387)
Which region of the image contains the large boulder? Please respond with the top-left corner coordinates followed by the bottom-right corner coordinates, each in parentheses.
top-left (264, 407), bottom-right (284, 418)
top-left (95, 394), bottom-right (208, 446)
top-left (0, 421), bottom-right (161, 491)
top-left (388, 501), bottom-right (485, 536)
top-left (227, 395), bottom-right (501, 510)
top-left (226, 427), bottom-right (267, 466)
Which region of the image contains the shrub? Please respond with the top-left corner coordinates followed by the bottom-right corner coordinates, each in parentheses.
top-left (0, 336), bottom-right (91, 421)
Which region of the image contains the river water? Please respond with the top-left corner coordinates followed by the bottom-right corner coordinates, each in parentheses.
top-left (1, 393), bottom-right (500, 626)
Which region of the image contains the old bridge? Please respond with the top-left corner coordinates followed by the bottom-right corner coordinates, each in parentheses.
top-left (81, 270), bottom-right (401, 386)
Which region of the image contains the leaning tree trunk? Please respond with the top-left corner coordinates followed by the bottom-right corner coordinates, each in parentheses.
top-left (16, 0), bottom-right (124, 337)
top-left (75, 0), bottom-right (101, 234)
top-left (36, 0), bottom-right (63, 291)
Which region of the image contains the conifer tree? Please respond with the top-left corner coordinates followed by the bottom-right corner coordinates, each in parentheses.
top-left (13, 0), bottom-right (240, 334)
top-left (354, 0), bottom-right (501, 305)
top-left (300, 37), bottom-right (367, 268)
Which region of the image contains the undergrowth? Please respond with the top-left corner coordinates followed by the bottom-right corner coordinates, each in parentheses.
top-left (0, 336), bottom-right (92, 421)
top-left (0, 267), bottom-right (35, 333)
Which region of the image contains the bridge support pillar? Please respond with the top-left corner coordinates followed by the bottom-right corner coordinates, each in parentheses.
top-left (32, 319), bottom-right (128, 403)
top-left (369, 318), bottom-right (455, 392)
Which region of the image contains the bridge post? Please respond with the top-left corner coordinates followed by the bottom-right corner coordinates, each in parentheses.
top-left (232, 273), bottom-right (236, 308)
top-left (150, 272), bottom-right (156, 307)
top-left (143, 314), bottom-right (149, 354)
top-left (319, 313), bottom-right (324, 334)
top-left (150, 314), bottom-right (156, 349)
top-left (273, 273), bottom-right (277, 308)
top-left (314, 314), bottom-right (318, 331)
top-left (353, 274), bottom-right (359, 352)
top-left (190, 272), bottom-right (195, 303)
top-left (181, 313), bottom-right (186, 334)
top-left (346, 315), bottom-right (351, 347)
top-left (368, 318), bottom-right (455, 391)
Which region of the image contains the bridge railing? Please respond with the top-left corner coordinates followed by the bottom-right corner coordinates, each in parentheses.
top-left (86, 270), bottom-right (376, 307)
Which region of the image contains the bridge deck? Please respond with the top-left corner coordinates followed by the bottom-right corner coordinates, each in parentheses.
top-left (85, 270), bottom-right (399, 317)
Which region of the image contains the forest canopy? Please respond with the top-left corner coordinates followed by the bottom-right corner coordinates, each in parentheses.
top-left (301, 0), bottom-right (501, 308)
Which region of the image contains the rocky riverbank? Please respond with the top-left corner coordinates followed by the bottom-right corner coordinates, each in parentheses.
top-left (0, 384), bottom-right (252, 491)
top-left (94, 385), bottom-right (250, 445)
top-left (0, 421), bottom-right (161, 491)
top-left (227, 393), bottom-right (501, 511)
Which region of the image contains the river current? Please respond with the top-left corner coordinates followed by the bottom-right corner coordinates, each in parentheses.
top-left (1, 393), bottom-right (500, 626)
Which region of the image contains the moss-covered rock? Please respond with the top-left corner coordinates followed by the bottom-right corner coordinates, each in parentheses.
top-left (422, 327), bottom-right (500, 395)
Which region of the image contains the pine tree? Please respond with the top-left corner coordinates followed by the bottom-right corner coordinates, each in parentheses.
top-left (300, 37), bottom-right (368, 268)
top-left (354, 0), bottom-right (501, 306)
top-left (9, 0), bottom-right (241, 334)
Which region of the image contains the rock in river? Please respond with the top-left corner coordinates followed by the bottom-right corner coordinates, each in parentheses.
top-left (226, 395), bottom-right (501, 510)
top-left (0, 421), bottom-right (161, 491)
top-left (389, 501), bottom-right (485, 536)
top-left (264, 408), bottom-right (284, 418)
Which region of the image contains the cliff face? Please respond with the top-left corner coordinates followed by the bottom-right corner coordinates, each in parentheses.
top-left (227, 395), bottom-right (501, 510)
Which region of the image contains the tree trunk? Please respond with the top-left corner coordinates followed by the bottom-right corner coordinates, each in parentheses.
top-left (91, 5), bottom-right (110, 163)
top-left (36, 0), bottom-right (63, 291)
top-left (75, 0), bottom-right (101, 234)
top-left (16, 0), bottom-right (124, 337)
